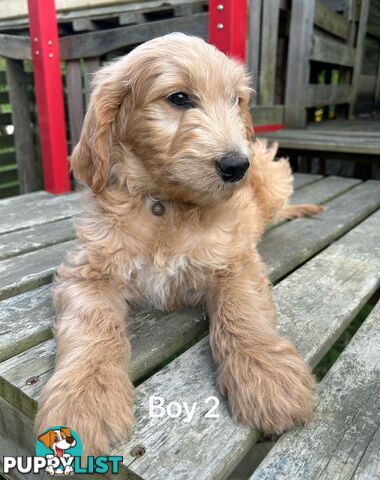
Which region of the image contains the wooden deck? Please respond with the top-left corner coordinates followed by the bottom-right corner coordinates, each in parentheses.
top-left (260, 119), bottom-right (380, 156)
top-left (1, 174), bottom-right (380, 479)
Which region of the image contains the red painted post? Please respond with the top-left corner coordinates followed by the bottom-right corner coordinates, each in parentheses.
top-left (208, 0), bottom-right (247, 62)
top-left (28, 0), bottom-right (71, 194)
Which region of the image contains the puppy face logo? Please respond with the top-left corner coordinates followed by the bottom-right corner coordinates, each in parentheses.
top-left (36, 426), bottom-right (82, 475)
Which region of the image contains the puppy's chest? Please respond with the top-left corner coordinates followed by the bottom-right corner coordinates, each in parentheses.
top-left (127, 253), bottom-right (205, 310)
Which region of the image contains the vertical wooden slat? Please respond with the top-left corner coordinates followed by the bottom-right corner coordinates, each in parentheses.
top-left (259, 0), bottom-right (280, 105)
top-left (5, 58), bottom-right (40, 193)
top-left (247, 0), bottom-right (263, 94)
top-left (284, 0), bottom-right (316, 128)
top-left (66, 60), bottom-right (84, 150)
top-left (83, 56), bottom-right (100, 107)
top-left (349, 0), bottom-right (370, 117)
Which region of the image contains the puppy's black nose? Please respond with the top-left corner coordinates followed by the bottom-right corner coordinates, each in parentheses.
top-left (217, 153), bottom-right (250, 182)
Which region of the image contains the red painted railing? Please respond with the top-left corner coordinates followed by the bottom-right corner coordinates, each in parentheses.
top-left (28, 0), bottom-right (71, 194)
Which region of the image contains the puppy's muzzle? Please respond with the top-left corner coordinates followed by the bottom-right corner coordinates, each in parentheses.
top-left (216, 153), bottom-right (250, 183)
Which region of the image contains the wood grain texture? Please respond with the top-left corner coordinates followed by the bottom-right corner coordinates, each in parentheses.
top-left (304, 84), bottom-right (352, 107)
top-left (0, 33), bottom-right (31, 60)
top-left (0, 192), bottom-right (80, 235)
top-left (259, 0), bottom-right (280, 105)
top-left (0, 306), bottom-right (208, 420)
top-left (1, 190), bottom-right (380, 480)
top-left (350, 0), bottom-right (370, 117)
top-left (251, 301), bottom-right (380, 480)
top-left (260, 181), bottom-right (380, 282)
top-left (59, 13), bottom-right (208, 59)
top-left (0, 285), bottom-right (53, 364)
top-left (66, 60), bottom-right (85, 149)
top-left (314, 0), bottom-right (349, 39)
top-left (247, 0), bottom-right (262, 92)
top-left (284, 0), bottom-right (315, 128)
top-left (115, 208), bottom-right (380, 480)
top-left (0, 218), bottom-right (76, 260)
top-left (251, 106), bottom-right (284, 126)
top-left (289, 176), bottom-right (360, 206)
top-left (310, 34), bottom-right (355, 67)
top-left (292, 173), bottom-right (323, 190)
top-left (5, 58), bottom-right (39, 192)
top-left (0, 175), bottom-right (356, 367)
top-left (0, 240), bottom-right (75, 300)
top-left (262, 130), bottom-right (380, 154)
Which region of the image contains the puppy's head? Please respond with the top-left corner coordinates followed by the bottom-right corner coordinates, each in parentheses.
top-left (72, 34), bottom-right (253, 204)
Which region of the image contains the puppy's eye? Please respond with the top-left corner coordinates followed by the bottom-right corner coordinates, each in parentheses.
top-left (168, 92), bottom-right (195, 109)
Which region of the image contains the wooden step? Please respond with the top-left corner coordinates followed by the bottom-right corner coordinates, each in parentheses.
top-left (251, 300), bottom-right (380, 480)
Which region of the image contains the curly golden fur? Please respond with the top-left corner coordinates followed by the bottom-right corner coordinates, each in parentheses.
top-left (35, 34), bottom-right (321, 455)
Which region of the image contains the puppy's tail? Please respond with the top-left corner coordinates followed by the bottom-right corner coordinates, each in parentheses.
top-left (279, 203), bottom-right (325, 220)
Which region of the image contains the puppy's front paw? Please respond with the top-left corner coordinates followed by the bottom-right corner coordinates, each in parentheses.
top-left (35, 368), bottom-right (134, 455)
top-left (218, 344), bottom-right (315, 434)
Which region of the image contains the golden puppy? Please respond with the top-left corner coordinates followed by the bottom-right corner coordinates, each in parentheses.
top-left (35, 34), bottom-right (321, 455)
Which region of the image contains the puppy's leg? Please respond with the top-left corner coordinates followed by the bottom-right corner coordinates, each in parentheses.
top-left (207, 253), bottom-right (315, 434)
top-left (35, 272), bottom-right (133, 456)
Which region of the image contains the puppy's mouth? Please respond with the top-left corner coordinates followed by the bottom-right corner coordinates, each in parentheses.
top-left (55, 447), bottom-right (64, 457)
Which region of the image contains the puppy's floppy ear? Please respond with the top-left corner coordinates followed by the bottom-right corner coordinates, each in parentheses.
top-left (38, 430), bottom-right (55, 448)
top-left (71, 60), bottom-right (131, 192)
top-left (237, 73), bottom-right (254, 142)
top-left (240, 97), bottom-right (254, 142)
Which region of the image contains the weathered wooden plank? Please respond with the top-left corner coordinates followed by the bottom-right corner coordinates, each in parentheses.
top-left (66, 60), bottom-right (85, 149)
top-left (251, 301), bottom-right (380, 480)
top-left (0, 0), bottom-right (205, 21)
top-left (2, 208), bottom-right (380, 478)
top-left (314, 0), bottom-right (350, 39)
top-left (0, 192), bottom-right (80, 235)
top-left (292, 173), bottom-right (322, 189)
top-left (5, 58), bottom-right (40, 192)
top-left (1, 181), bottom-right (379, 396)
top-left (83, 57), bottom-right (100, 106)
top-left (0, 33), bottom-right (31, 60)
top-left (0, 305), bottom-right (207, 420)
top-left (251, 106), bottom-right (284, 126)
top-left (0, 240), bottom-right (75, 301)
top-left (290, 175), bottom-right (360, 205)
top-left (262, 131), bottom-right (380, 154)
top-left (259, 0), bottom-right (280, 105)
top-left (269, 176), bottom-right (361, 230)
top-left (260, 181), bottom-right (380, 282)
top-left (247, 0), bottom-right (262, 91)
top-left (304, 84), bottom-right (352, 107)
top-left (310, 34), bottom-right (355, 66)
top-left (285, 0), bottom-right (315, 128)
top-left (116, 208), bottom-right (380, 480)
top-left (0, 175), bottom-right (355, 365)
top-left (0, 217), bottom-right (76, 260)
top-left (59, 13), bottom-right (208, 60)
top-left (0, 284), bottom-right (53, 364)
top-left (350, 0), bottom-right (371, 117)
